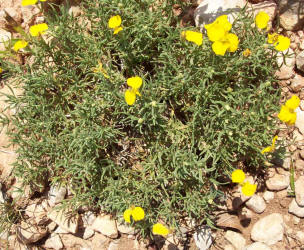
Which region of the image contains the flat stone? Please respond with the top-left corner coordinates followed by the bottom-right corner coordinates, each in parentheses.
top-left (47, 207), bottom-right (79, 234)
top-left (194, 0), bottom-right (246, 29)
top-left (244, 242), bottom-right (271, 250)
top-left (54, 226), bottom-right (70, 234)
top-left (266, 171), bottom-right (290, 191)
top-left (295, 108), bottom-right (304, 135)
top-left (224, 230), bottom-right (246, 250)
top-left (60, 234), bottom-right (91, 249)
top-left (290, 74), bottom-right (304, 92)
top-left (47, 221), bottom-right (57, 232)
top-left (296, 49), bottom-right (304, 73)
top-left (289, 198), bottom-right (304, 217)
top-left (17, 220), bottom-right (48, 244)
top-left (295, 159), bottom-right (304, 170)
top-left (117, 222), bottom-right (136, 235)
top-left (0, 29), bottom-right (11, 51)
top-left (251, 213), bottom-right (284, 245)
top-left (275, 50), bottom-right (296, 80)
top-left (91, 214), bottom-right (118, 239)
top-left (44, 234), bottom-right (63, 250)
top-left (295, 176), bottom-right (304, 206)
top-left (91, 233), bottom-right (109, 250)
top-left (48, 185), bottom-right (67, 207)
top-left (83, 227), bottom-right (95, 240)
top-left (82, 211), bottom-right (97, 227)
top-left (296, 231), bottom-right (304, 245)
top-left (25, 200), bottom-right (49, 225)
top-left (193, 226), bottom-right (213, 250)
top-left (224, 244), bottom-right (235, 250)
top-left (279, 0), bottom-right (304, 31)
top-left (245, 194), bottom-right (266, 214)
top-left (263, 191), bottom-right (274, 203)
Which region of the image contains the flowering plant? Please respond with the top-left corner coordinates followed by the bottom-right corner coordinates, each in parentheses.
top-left (0, 0), bottom-right (282, 235)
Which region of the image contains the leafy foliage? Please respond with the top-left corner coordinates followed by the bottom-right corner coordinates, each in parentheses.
top-left (0, 0), bottom-right (281, 234)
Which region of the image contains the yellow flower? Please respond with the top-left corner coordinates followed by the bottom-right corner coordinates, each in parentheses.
top-left (255, 11), bottom-right (270, 29)
top-left (205, 15), bottom-right (232, 42)
top-left (125, 76), bottom-right (143, 105)
top-left (261, 135), bottom-right (278, 154)
top-left (212, 41), bottom-right (229, 56)
top-left (181, 30), bottom-right (203, 46)
top-left (278, 95), bottom-right (300, 125)
top-left (241, 182), bottom-right (257, 196)
top-left (131, 207), bottom-right (145, 221)
top-left (285, 95), bottom-right (300, 110)
top-left (267, 33), bottom-right (279, 44)
top-left (29, 23), bottom-right (48, 37)
top-left (243, 48), bottom-right (251, 57)
top-left (152, 223), bottom-right (170, 236)
top-left (125, 89), bottom-right (137, 105)
top-left (93, 61), bottom-right (109, 79)
top-left (21, 0), bottom-right (38, 6)
top-left (231, 169), bottom-right (246, 183)
top-left (123, 206), bottom-right (145, 223)
top-left (268, 33), bottom-right (290, 51)
top-left (127, 76), bottom-right (143, 90)
top-left (13, 40), bottom-right (28, 52)
top-left (0, 67), bottom-right (3, 74)
top-left (274, 35), bottom-right (290, 51)
top-left (108, 15), bottom-right (123, 34)
top-left (226, 33), bottom-right (239, 52)
top-left (211, 33), bottom-right (239, 56)
top-left (278, 105), bottom-right (297, 125)
top-left (123, 208), bottom-right (133, 223)
top-left (113, 26), bottom-right (123, 35)
top-left (108, 15), bottom-right (122, 29)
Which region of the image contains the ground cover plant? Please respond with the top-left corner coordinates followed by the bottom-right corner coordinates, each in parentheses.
top-left (0, 0), bottom-right (286, 237)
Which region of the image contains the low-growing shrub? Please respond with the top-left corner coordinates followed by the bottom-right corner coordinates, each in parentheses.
top-left (1, 0), bottom-right (282, 234)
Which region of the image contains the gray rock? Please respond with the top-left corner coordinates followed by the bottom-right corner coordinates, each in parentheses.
top-left (245, 194), bottom-right (266, 213)
top-left (279, 0), bottom-right (304, 31)
top-left (300, 149), bottom-right (304, 159)
top-left (44, 234), bottom-right (63, 250)
top-left (25, 201), bottom-right (49, 226)
top-left (193, 226), bottom-right (213, 250)
top-left (82, 211), bottom-right (97, 227)
top-left (0, 29), bottom-right (12, 51)
top-left (289, 198), bottom-right (304, 217)
top-left (296, 231), bottom-right (304, 245)
top-left (296, 50), bottom-right (304, 73)
top-left (47, 207), bottom-right (79, 234)
top-left (48, 185), bottom-right (67, 207)
top-left (251, 213), bottom-right (284, 245)
top-left (83, 227), bottom-right (95, 240)
top-left (263, 191), bottom-right (274, 203)
top-left (290, 74), bottom-right (304, 92)
top-left (17, 220), bottom-right (48, 244)
top-left (295, 159), bottom-right (304, 170)
top-left (194, 0), bottom-right (246, 29)
top-left (275, 50), bottom-right (296, 80)
top-left (117, 222), bottom-right (136, 235)
top-left (91, 214), bottom-right (118, 239)
top-left (244, 242), bottom-right (271, 250)
top-left (295, 176), bottom-right (304, 206)
top-left (224, 230), bottom-right (246, 250)
top-left (266, 171), bottom-right (290, 191)
top-left (295, 108), bottom-right (304, 135)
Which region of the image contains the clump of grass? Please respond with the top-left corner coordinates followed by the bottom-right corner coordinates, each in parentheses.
top-left (0, 0), bottom-right (281, 235)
